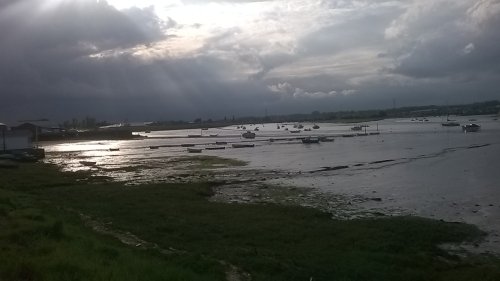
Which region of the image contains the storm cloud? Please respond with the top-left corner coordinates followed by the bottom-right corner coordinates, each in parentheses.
top-left (0, 0), bottom-right (499, 123)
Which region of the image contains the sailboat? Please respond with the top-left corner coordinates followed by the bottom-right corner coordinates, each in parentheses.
top-left (441, 115), bottom-right (460, 127)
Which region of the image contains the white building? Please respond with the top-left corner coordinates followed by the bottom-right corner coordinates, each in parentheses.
top-left (1, 126), bottom-right (33, 152)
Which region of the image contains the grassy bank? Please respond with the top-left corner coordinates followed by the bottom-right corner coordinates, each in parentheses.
top-left (1, 163), bottom-right (500, 280)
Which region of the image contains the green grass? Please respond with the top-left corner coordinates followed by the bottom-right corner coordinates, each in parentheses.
top-left (1, 163), bottom-right (500, 280)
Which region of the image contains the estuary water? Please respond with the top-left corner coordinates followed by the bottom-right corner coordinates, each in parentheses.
top-left (42, 115), bottom-right (500, 252)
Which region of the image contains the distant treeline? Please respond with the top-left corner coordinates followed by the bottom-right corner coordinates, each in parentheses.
top-left (153, 100), bottom-right (500, 126)
top-left (60, 100), bottom-right (499, 131)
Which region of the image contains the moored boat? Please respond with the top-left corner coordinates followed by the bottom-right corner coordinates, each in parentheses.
top-left (242, 131), bottom-right (256, 139)
top-left (312, 124), bottom-right (320, 129)
top-left (289, 130), bottom-right (301, 133)
top-left (319, 136), bottom-right (334, 142)
top-left (302, 137), bottom-right (320, 144)
top-left (187, 148), bottom-right (203, 153)
top-left (80, 161), bottom-right (96, 166)
top-left (462, 123), bottom-right (480, 132)
top-left (205, 146), bottom-right (225, 150)
top-left (232, 143), bottom-right (255, 148)
top-left (442, 122), bottom-right (460, 127)
top-left (350, 126), bottom-right (362, 131)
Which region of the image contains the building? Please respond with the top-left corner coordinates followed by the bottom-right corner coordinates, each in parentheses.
top-left (1, 129), bottom-right (33, 152)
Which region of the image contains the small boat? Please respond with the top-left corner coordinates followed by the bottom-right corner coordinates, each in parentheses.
top-left (109, 148), bottom-right (120, 151)
top-left (342, 134), bottom-right (356, 137)
top-left (187, 148), bottom-right (202, 153)
top-left (205, 146), bottom-right (226, 150)
top-left (441, 122), bottom-right (460, 127)
top-left (462, 123), bottom-right (480, 133)
top-left (242, 126), bottom-right (246, 130)
top-left (149, 146), bottom-right (159, 149)
top-left (284, 128), bottom-right (289, 131)
top-left (144, 130), bottom-right (151, 133)
top-left (357, 133), bottom-right (368, 136)
top-left (302, 137), bottom-right (320, 144)
top-left (304, 128), bottom-right (312, 131)
top-left (297, 124), bottom-right (304, 129)
top-left (351, 126), bottom-right (362, 131)
top-left (290, 130), bottom-right (301, 133)
top-left (209, 134), bottom-right (218, 137)
top-left (188, 134), bottom-right (202, 138)
top-left (242, 131), bottom-right (256, 139)
top-left (319, 137), bottom-right (334, 142)
top-left (80, 161), bottom-right (96, 166)
top-left (312, 124), bottom-right (320, 129)
top-left (215, 141), bottom-right (228, 145)
top-left (181, 144), bottom-right (195, 147)
top-left (277, 125), bottom-right (280, 129)
top-left (254, 127), bottom-right (259, 131)
top-left (369, 132), bottom-right (380, 135)
top-left (232, 143), bottom-right (255, 148)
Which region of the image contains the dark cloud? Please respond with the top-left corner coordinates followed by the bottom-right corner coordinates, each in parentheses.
top-left (1, 0), bottom-right (499, 124)
top-left (388, 0), bottom-right (500, 79)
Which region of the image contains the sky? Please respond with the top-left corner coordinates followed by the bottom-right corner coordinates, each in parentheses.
top-left (1, 0), bottom-right (499, 123)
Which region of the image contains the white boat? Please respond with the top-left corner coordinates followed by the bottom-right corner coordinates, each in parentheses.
top-left (242, 131), bottom-right (256, 139)
top-left (462, 123), bottom-right (480, 133)
top-left (187, 148), bottom-right (203, 153)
